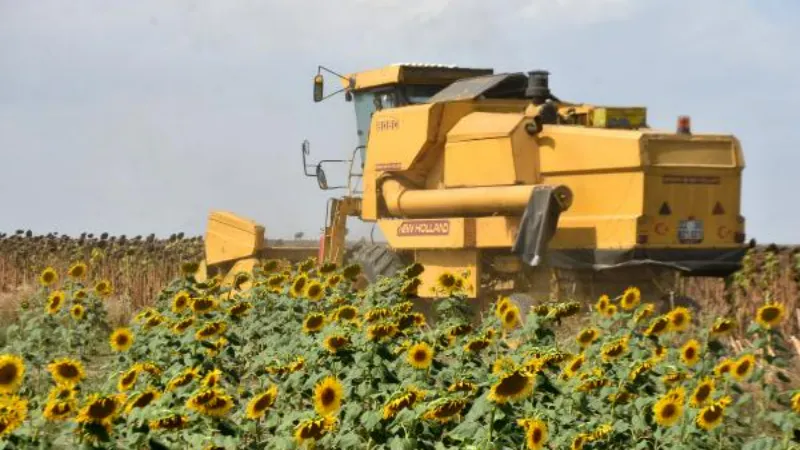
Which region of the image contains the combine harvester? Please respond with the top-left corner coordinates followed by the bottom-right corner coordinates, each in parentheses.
top-left (199, 63), bottom-right (748, 311)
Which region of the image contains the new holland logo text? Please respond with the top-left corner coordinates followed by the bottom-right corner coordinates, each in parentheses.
top-left (397, 220), bottom-right (450, 236)
top-left (376, 117), bottom-right (399, 132)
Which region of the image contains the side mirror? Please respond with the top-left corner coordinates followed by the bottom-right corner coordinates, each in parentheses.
top-left (313, 75), bottom-right (324, 103)
top-left (315, 165), bottom-right (328, 190)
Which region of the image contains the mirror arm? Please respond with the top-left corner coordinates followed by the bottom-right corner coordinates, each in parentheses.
top-left (318, 86), bottom-right (348, 101)
top-left (317, 65), bottom-right (352, 84)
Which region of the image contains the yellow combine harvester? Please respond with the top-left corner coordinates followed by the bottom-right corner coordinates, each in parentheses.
top-left (200, 63), bottom-right (747, 309)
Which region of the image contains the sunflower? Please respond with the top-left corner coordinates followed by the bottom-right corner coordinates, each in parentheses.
top-left (323, 335), bottom-right (350, 354)
top-left (0, 395), bottom-right (27, 436)
top-left (562, 354), bottom-right (585, 379)
top-left (680, 339), bottom-right (702, 367)
top-left (366, 323), bottom-right (398, 341)
top-left (652, 345), bottom-right (668, 362)
top-left (288, 274), bottom-right (308, 297)
top-left (305, 281), bottom-right (325, 301)
top-left (245, 384), bottom-right (278, 419)
top-left (496, 296), bottom-right (512, 318)
top-left (663, 371), bottom-right (690, 385)
top-left (342, 263), bottom-right (361, 280)
top-left (696, 400), bottom-right (727, 431)
top-left (261, 259), bottom-right (280, 274)
top-left (400, 278), bottom-right (421, 297)
top-left (319, 262), bottom-right (338, 274)
top-left (136, 362), bottom-right (162, 377)
top-left (172, 291), bottom-right (190, 313)
top-left (0, 354), bottom-right (25, 394)
top-left (94, 279), bottom-right (113, 298)
top-left (602, 304), bottom-right (618, 318)
top-left (186, 388), bottom-right (234, 417)
top-left (46, 290), bottom-right (65, 315)
top-left (43, 396), bottom-right (76, 421)
top-left (448, 380), bottom-right (477, 394)
top-left (166, 367), bottom-right (200, 391)
top-left (226, 301), bottom-right (252, 317)
top-left (710, 317), bottom-right (737, 337)
top-left (488, 369), bottom-right (534, 404)
top-left (303, 313), bottom-right (326, 334)
top-left (407, 342), bottom-right (434, 369)
top-left (69, 304), bottom-right (85, 321)
top-left (73, 289), bottom-right (88, 301)
top-left (125, 387), bottom-right (161, 413)
top-left (40, 267), bottom-right (59, 287)
top-left (620, 286), bottom-right (640, 310)
top-left (463, 338), bottom-right (491, 353)
top-left (48, 358), bottom-right (85, 386)
top-left (294, 415), bottom-right (337, 445)
top-left (714, 358), bottom-right (733, 377)
top-left (117, 367), bottom-right (139, 391)
top-left (191, 296), bottom-right (218, 314)
top-left (172, 317), bottom-right (195, 334)
top-left (67, 262), bottom-right (88, 279)
top-left (690, 377), bottom-right (715, 407)
top-left (382, 386), bottom-right (426, 420)
top-left (365, 307), bottom-right (392, 322)
top-left (76, 393), bottom-right (125, 425)
top-left (314, 375), bottom-right (343, 416)
top-left (755, 302), bottom-right (785, 329)
top-left (201, 369), bottom-right (223, 388)
top-left (731, 354), bottom-right (756, 381)
top-left (109, 328), bottom-right (134, 352)
top-left (517, 418), bottom-right (548, 450)
top-left (436, 272), bottom-right (457, 292)
top-left (149, 414), bottom-right (189, 431)
top-left (634, 304), bottom-right (655, 322)
top-left (667, 306), bottom-right (691, 332)
top-left (267, 274), bottom-right (286, 291)
top-left (600, 336), bottom-right (629, 363)
top-left (791, 392), bottom-right (800, 414)
top-left (326, 274), bottom-right (343, 288)
top-left (576, 327), bottom-right (600, 347)
top-left (195, 321), bottom-right (227, 340)
top-left (501, 304), bottom-right (522, 330)
top-left (595, 294), bottom-right (610, 313)
top-left (644, 315), bottom-right (671, 336)
top-left (628, 360), bottom-right (654, 382)
top-left (333, 305), bottom-right (358, 322)
top-left (423, 397), bottom-right (468, 423)
top-left (652, 391), bottom-right (684, 427)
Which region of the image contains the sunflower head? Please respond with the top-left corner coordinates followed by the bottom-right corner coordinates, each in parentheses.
top-left (594, 294), bottom-right (610, 313)
top-left (305, 281), bottom-right (325, 301)
top-left (125, 387), bottom-right (161, 413)
top-left (323, 335), bottom-right (351, 354)
top-left (501, 304), bottom-right (522, 330)
top-left (294, 415), bottom-right (337, 445)
top-left (634, 303), bottom-right (655, 322)
top-left (333, 305), bottom-right (358, 322)
top-left (680, 339), bottom-right (702, 367)
top-left (290, 275), bottom-right (309, 298)
top-left (644, 315), bottom-right (671, 336)
top-left (436, 272), bottom-right (457, 291)
top-left (48, 357), bottom-right (85, 386)
top-left (227, 301), bottom-right (252, 317)
top-left (191, 296), bottom-right (218, 314)
top-left (690, 377), bottom-right (715, 407)
top-left (488, 369), bottom-right (534, 404)
top-left (149, 414), bottom-right (189, 431)
top-left (70, 304), bottom-right (86, 321)
top-left (342, 264), bottom-right (362, 280)
top-left (172, 291), bottom-right (191, 313)
top-left (67, 262), bottom-right (88, 279)
top-left (366, 323), bottom-right (398, 341)
top-left (76, 393), bottom-right (125, 424)
top-left (714, 358), bottom-right (733, 377)
top-left (303, 313), bottom-right (326, 334)
top-left (40, 267), bottom-right (59, 287)
top-left (0, 354), bottom-right (26, 394)
top-left (517, 417), bottom-right (549, 450)
top-left (710, 317), bottom-right (737, 337)
top-left (94, 280), bottom-right (113, 298)
top-left (667, 306), bottom-right (691, 332)
top-left (576, 327), bottom-right (600, 347)
top-left (620, 286), bottom-right (641, 310)
top-left (246, 384), bottom-right (278, 419)
top-left (407, 342), bottom-right (434, 370)
top-left (109, 328), bottom-right (134, 352)
top-left (0, 395), bottom-right (28, 434)
top-left (696, 400), bottom-right (727, 431)
top-left (423, 397), bottom-right (468, 423)
top-left (46, 290), bottom-right (66, 315)
top-left (652, 391), bottom-right (684, 427)
top-left (755, 302), bottom-right (785, 329)
top-left (313, 375), bottom-right (343, 417)
top-left (117, 367), bottom-right (139, 392)
top-left (731, 354), bottom-right (756, 381)
top-left (600, 336), bottom-right (629, 363)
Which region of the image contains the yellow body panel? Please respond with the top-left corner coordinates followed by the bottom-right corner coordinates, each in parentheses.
top-left (340, 64), bottom-right (493, 91)
top-left (205, 211), bottom-right (264, 265)
top-left (221, 257), bottom-right (259, 290)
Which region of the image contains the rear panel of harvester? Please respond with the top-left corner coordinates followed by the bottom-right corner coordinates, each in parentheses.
top-left (639, 135), bottom-right (745, 249)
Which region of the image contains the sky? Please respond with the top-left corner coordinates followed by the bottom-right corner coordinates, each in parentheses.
top-left (1, 0), bottom-right (798, 244)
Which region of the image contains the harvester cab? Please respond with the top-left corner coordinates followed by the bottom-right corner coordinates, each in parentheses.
top-left (201, 62), bottom-right (748, 313)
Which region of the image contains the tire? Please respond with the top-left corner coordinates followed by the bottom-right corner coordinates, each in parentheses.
top-left (347, 240), bottom-right (408, 282)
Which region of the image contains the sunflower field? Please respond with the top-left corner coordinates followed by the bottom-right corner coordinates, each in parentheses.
top-left (0, 258), bottom-right (798, 449)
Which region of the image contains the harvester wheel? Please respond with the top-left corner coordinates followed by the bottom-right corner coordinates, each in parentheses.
top-left (347, 241), bottom-right (408, 282)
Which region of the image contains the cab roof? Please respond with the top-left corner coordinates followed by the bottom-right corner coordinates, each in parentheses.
top-left (341, 63), bottom-right (494, 91)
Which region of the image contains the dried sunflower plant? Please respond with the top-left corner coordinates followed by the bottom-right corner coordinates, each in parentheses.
top-left (0, 257), bottom-right (797, 449)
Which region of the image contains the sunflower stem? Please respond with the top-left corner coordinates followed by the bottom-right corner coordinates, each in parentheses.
top-left (487, 405), bottom-right (496, 444)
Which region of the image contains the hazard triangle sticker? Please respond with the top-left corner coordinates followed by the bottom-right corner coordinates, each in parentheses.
top-left (659, 202), bottom-right (672, 215)
top-left (713, 202), bottom-right (724, 215)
